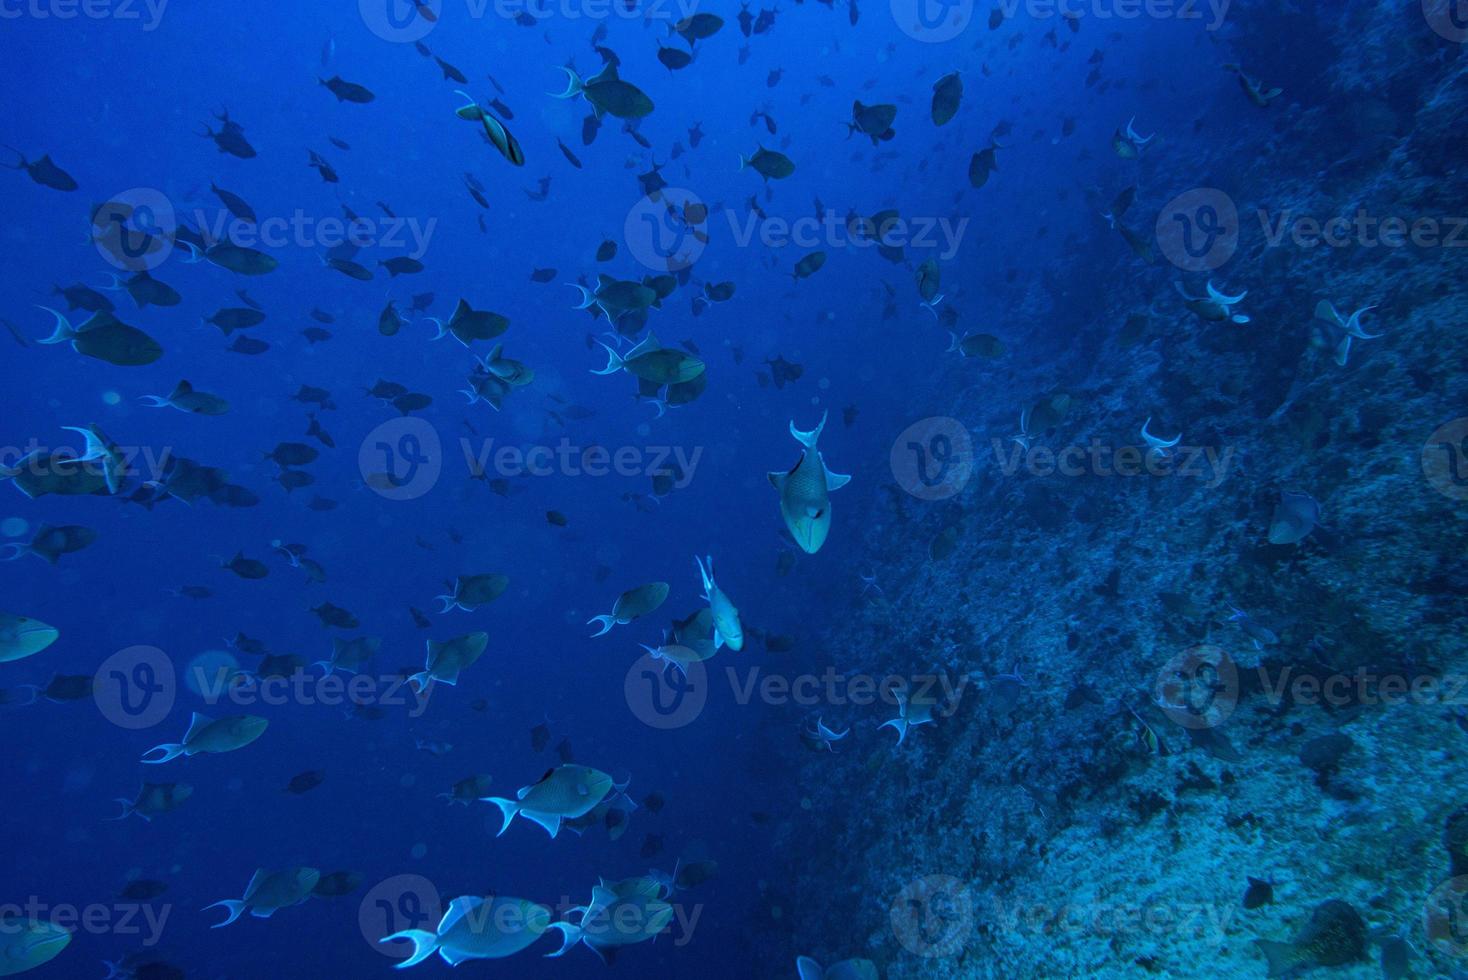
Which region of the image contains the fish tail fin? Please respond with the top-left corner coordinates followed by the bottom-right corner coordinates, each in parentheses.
top-left (737, 152), bottom-right (748, 171)
top-left (879, 717), bottom-right (909, 745)
top-left (311, 660), bottom-right (335, 674)
top-left (141, 742), bottom-right (185, 764)
top-left (790, 411), bottom-right (828, 449)
top-left (408, 671), bottom-right (431, 694)
top-left (33, 306), bottom-right (75, 345)
top-left (544, 920), bottom-right (583, 957)
top-left (425, 316), bottom-right (447, 340)
top-left (104, 799), bottom-right (134, 821)
top-left (590, 342), bottom-right (625, 376)
top-left (434, 593), bottom-right (457, 613)
top-left (587, 614), bottom-right (615, 637)
top-left (695, 554), bottom-right (714, 595)
top-left (1253, 939), bottom-right (1297, 978)
top-left (382, 929), bottom-right (439, 969)
top-left (203, 899), bottom-right (247, 928)
top-left (946, 331), bottom-right (959, 352)
top-left (484, 796), bottom-right (519, 836)
top-left (139, 395), bottom-right (171, 408)
top-left (568, 283), bottom-right (597, 311)
top-left (549, 66), bottom-right (583, 99)
top-left (0, 143), bottom-right (24, 169)
top-left (0, 543), bottom-right (26, 562)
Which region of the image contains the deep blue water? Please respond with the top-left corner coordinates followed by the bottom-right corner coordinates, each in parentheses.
top-left (3, 1), bottom-right (1448, 978)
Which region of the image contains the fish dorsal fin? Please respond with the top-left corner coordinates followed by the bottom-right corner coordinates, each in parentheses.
top-left (424, 638), bottom-right (443, 667)
top-left (1313, 300), bottom-right (1344, 329)
top-left (596, 274), bottom-right (615, 290)
top-left (487, 343), bottom-right (503, 363)
top-left (451, 298), bottom-right (472, 323)
top-left (626, 332), bottom-right (660, 360)
top-left (170, 380), bottom-right (193, 399)
top-left (824, 461), bottom-right (852, 492)
top-left (589, 886), bottom-right (620, 913)
top-left (796, 957), bottom-right (826, 980)
top-left (241, 868), bottom-right (268, 901)
top-left (183, 712), bottom-right (213, 743)
top-left (439, 895), bottom-right (484, 934)
top-left (790, 412), bottom-right (827, 449)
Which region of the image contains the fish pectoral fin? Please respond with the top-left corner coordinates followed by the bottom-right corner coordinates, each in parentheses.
top-left (767, 470), bottom-right (788, 491)
top-left (824, 466), bottom-right (852, 491)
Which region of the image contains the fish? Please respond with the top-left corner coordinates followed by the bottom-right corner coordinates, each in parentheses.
top-left (205, 868), bottom-right (321, 928)
top-left (435, 55), bottom-right (467, 83)
top-left (107, 782), bottom-right (194, 821)
top-left (205, 241), bottom-right (278, 275)
top-left (592, 332), bottom-right (704, 386)
top-left (931, 71), bottom-right (962, 126)
top-left (847, 100), bottom-right (897, 144)
top-left (550, 63), bottom-right (654, 119)
top-left (796, 958), bottom-right (878, 980)
top-left (141, 712), bottom-right (268, 763)
top-left (1224, 63), bottom-right (1283, 108)
top-left (792, 251), bottom-right (827, 280)
top-left (200, 107), bottom-right (257, 158)
top-left (0, 612), bottom-right (60, 663)
top-left (768, 412), bottom-right (851, 554)
top-left (320, 75), bottom-right (375, 103)
top-left (284, 770), bottom-right (325, 794)
top-left (141, 380), bottom-right (230, 415)
top-left (436, 573), bottom-right (510, 613)
top-left (453, 91), bottom-right (525, 166)
top-left (313, 636), bottom-right (380, 675)
top-left (695, 556), bottom-right (743, 651)
top-left (203, 307), bottom-right (267, 335)
top-left (385, 896), bottom-right (552, 967)
top-left (313, 871), bottom-right (364, 898)
top-left (379, 257), bottom-right (425, 277)
top-left (409, 632), bottom-right (489, 691)
top-left (969, 141), bottom-right (1001, 188)
top-left (484, 765), bottom-right (619, 838)
top-left (119, 879), bottom-right (169, 900)
top-left (1243, 876), bottom-right (1274, 909)
top-left (588, 582), bottom-right (670, 636)
top-left (739, 145), bottom-right (795, 180)
top-left (439, 774), bottom-right (494, 806)
top-left (428, 298), bottom-right (509, 347)
top-left (0, 524), bottom-right (97, 565)
top-left (209, 182), bottom-right (256, 222)
top-left (36, 307), bottom-right (163, 366)
top-left (1253, 900), bottom-right (1367, 977)
top-left (0, 144), bottom-right (78, 191)
top-left (948, 332), bottom-right (1005, 358)
top-left (0, 916), bottom-right (70, 974)
top-left (545, 878), bottom-right (675, 964)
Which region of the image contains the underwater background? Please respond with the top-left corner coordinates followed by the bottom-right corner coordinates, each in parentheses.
top-left (2, 0), bottom-right (1466, 977)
